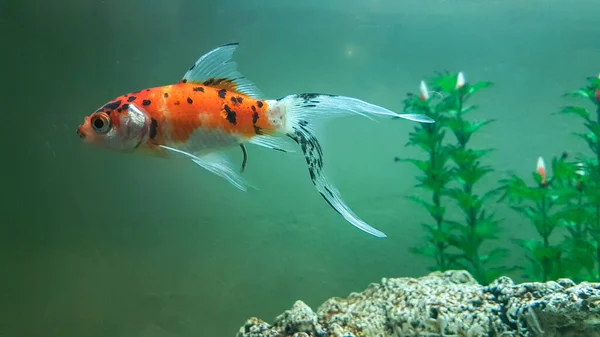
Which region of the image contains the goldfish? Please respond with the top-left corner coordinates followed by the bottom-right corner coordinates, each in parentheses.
top-left (77, 43), bottom-right (434, 238)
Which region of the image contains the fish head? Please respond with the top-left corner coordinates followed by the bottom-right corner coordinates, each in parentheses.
top-left (77, 99), bottom-right (148, 152)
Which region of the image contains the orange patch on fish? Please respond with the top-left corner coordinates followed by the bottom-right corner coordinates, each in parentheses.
top-left (115, 84), bottom-right (273, 144)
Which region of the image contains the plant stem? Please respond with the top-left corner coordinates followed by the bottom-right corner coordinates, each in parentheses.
top-left (432, 170), bottom-right (447, 270)
top-left (424, 111), bottom-right (447, 271)
top-left (541, 197), bottom-right (549, 282)
top-left (455, 92), bottom-right (483, 282)
top-left (595, 204), bottom-right (600, 281)
top-left (596, 106), bottom-right (600, 165)
top-left (596, 106), bottom-right (600, 281)
top-left (467, 182), bottom-right (483, 281)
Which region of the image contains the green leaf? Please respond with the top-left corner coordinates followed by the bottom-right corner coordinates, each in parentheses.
top-left (428, 72), bottom-right (460, 93)
top-left (410, 244), bottom-right (438, 258)
top-left (510, 206), bottom-right (538, 222)
top-left (585, 120), bottom-right (600, 141)
top-left (405, 125), bottom-right (446, 151)
top-left (398, 158), bottom-right (429, 173)
top-left (587, 76), bottom-right (600, 89)
top-left (475, 213), bottom-right (502, 240)
top-left (558, 106), bottom-right (590, 120)
top-left (575, 132), bottom-right (598, 154)
top-left (499, 174), bottom-right (547, 202)
top-left (445, 119), bottom-right (495, 145)
top-left (421, 223), bottom-right (450, 244)
top-left (557, 206), bottom-right (589, 228)
top-left (467, 119), bottom-right (495, 134)
top-left (460, 105), bottom-right (478, 114)
top-left (407, 195), bottom-right (446, 221)
top-left (464, 81), bottom-right (493, 97)
top-left (560, 236), bottom-right (596, 272)
top-left (446, 188), bottom-right (479, 211)
top-left (563, 88), bottom-right (591, 99)
top-left (480, 248), bottom-right (509, 266)
top-left (455, 164), bottom-right (494, 186)
top-left (450, 148), bottom-right (494, 167)
top-left (515, 239), bottom-right (561, 261)
top-left (481, 187), bottom-right (503, 202)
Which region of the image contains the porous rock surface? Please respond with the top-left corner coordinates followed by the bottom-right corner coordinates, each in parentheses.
top-left (237, 270), bottom-right (600, 337)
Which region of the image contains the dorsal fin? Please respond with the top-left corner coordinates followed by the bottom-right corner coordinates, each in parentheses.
top-left (180, 43), bottom-right (265, 99)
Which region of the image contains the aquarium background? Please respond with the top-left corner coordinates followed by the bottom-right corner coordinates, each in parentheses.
top-left (2, 0), bottom-right (599, 336)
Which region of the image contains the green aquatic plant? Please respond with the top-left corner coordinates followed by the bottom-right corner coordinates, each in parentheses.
top-left (498, 154), bottom-right (582, 281)
top-left (395, 79), bottom-right (454, 271)
top-left (497, 75), bottom-right (600, 283)
top-left (553, 158), bottom-right (597, 282)
top-left (398, 72), bottom-right (506, 283)
top-left (557, 75), bottom-right (600, 281)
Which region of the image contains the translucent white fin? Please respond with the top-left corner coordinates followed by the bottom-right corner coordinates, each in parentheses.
top-left (159, 145), bottom-right (254, 191)
top-left (248, 135), bottom-right (296, 153)
top-left (271, 93), bottom-right (434, 238)
top-left (287, 125), bottom-right (387, 238)
top-left (276, 93), bottom-right (433, 133)
top-left (395, 113), bottom-right (436, 123)
top-left (180, 43), bottom-right (265, 99)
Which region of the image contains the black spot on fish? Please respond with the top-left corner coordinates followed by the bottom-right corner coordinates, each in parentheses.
top-left (181, 79), bottom-right (188, 83)
top-left (298, 93), bottom-right (319, 100)
top-left (174, 101), bottom-right (180, 106)
top-left (187, 97), bottom-right (193, 104)
top-left (193, 87), bottom-right (204, 92)
top-left (254, 126), bottom-right (263, 135)
top-left (149, 118), bottom-right (158, 139)
top-left (252, 111), bottom-right (259, 124)
top-left (251, 105), bottom-right (257, 112)
top-left (218, 89), bottom-right (226, 99)
top-left (256, 100), bottom-right (264, 108)
top-left (105, 100), bottom-right (121, 110)
top-left (121, 104), bottom-right (129, 110)
top-left (295, 93), bottom-right (338, 108)
top-left (223, 104), bottom-right (237, 125)
top-left (204, 78), bottom-right (226, 86)
top-left (142, 99), bottom-right (151, 106)
top-left (164, 93), bottom-right (169, 98)
top-left (127, 96), bottom-right (136, 102)
top-left (234, 96), bottom-right (243, 104)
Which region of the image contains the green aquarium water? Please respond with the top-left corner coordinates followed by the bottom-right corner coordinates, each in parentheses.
top-left (2, 0), bottom-right (600, 336)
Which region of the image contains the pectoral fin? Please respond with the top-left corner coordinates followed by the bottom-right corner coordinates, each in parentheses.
top-left (159, 145), bottom-right (255, 191)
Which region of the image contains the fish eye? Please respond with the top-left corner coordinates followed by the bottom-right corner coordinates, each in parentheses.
top-left (91, 113), bottom-right (111, 134)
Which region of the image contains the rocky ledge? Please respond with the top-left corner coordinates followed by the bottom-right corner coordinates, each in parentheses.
top-left (237, 270), bottom-right (600, 337)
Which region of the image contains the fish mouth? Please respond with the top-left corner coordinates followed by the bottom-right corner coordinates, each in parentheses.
top-left (77, 126), bottom-right (86, 140)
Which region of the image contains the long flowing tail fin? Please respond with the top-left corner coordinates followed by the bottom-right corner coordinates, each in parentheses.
top-left (274, 93), bottom-right (434, 238)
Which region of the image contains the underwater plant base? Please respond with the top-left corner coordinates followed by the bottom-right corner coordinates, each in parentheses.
top-left (237, 270), bottom-right (600, 337)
